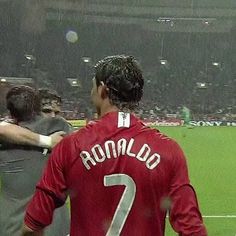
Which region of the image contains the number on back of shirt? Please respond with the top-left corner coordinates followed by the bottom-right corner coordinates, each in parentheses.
top-left (103, 174), bottom-right (136, 236)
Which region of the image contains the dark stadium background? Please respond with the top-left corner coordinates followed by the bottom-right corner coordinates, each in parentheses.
top-left (0, 1), bottom-right (235, 235)
top-left (0, 0), bottom-right (235, 122)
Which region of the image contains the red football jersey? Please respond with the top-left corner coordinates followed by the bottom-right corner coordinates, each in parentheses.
top-left (25, 112), bottom-right (207, 236)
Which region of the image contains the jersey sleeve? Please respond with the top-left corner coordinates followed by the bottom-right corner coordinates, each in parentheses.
top-left (24, 136), bottom-right (71, 231)
top-left (168, 141), bottom-right (207, 236)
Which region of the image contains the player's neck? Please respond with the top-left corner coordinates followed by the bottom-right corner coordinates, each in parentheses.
top-left (99, 103), bottom-right (119, 118)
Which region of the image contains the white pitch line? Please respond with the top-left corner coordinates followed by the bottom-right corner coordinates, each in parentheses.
top-left (166, 215), bottom-right (236, 218)
top-left (203, 215), bottom-right (236, 218)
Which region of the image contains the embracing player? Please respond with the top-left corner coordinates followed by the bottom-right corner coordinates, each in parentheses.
top-left (0, 86), bottom-right (70, 236)
top-left (0, 88), bottom-right (71, 148)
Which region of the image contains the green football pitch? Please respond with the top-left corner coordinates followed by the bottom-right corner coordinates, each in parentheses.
top-left (157, 126), bottom-right (236, 236)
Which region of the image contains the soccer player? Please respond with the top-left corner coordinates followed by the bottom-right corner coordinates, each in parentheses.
top-left (22, 55), bottom-right (207, 236)
top-left (0, 86), bottom-right (70, 236)
top-left (39, 88), bottom-right (62, 118)
top-left (0, 88), bottom-right (67, 148)
top-left (182, 105), bottom-right (191, 126)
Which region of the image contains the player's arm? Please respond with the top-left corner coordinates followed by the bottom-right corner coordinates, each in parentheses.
top-left (23, 136), bottom-right (70, 233)
top-left (168, 141), bottom-right (207, 236)
top-left (0, 121), bottom-right (64, 148)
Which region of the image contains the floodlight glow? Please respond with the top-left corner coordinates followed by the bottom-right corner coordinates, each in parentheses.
top-left (82, 57), bottom-right (91, 63)
top-left (160, 59), bottom-right (167, 65)
top-left (67, 78), bottom-right (79, 87)
top-left (212, 62), bottom-right (219, 66)
top-left (196, 82), bottom-right (207, 89)
top-left (25, 54), bottom-right (34, 60)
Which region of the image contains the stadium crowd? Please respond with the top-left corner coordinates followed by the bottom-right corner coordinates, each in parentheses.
top-left (48, 65), bottom-right (236, 123)
top-left (1, 88), bottom-right (235, 122)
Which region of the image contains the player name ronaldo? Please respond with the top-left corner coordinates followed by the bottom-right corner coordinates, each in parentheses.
top-left (80, 138), bottom-right (161, 170)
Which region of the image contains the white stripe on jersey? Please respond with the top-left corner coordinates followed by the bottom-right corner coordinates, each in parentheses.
top-left (118, 112), bottom-right (130, 128)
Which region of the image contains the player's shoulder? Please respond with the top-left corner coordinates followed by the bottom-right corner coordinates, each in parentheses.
top-left (35, 116), bottom-right (72, 135)
top-left (144, 127), bottom-right (181, 151)
top-left (158, 131), bottom-right (181, 150)
top-left (60, 120), bottom-right (100, 146)
top-left (79, 119), bottom-right (101, 135)
top-left (156, 132), bottom-right (185, 162)
top-left (146, 130), bottom-right (186, 168)
top-left (141, 125), bottom-right (172, 141)
top-left (39, 116), bottom-right (68, 125)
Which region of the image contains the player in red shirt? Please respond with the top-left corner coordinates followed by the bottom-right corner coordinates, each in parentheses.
top-left (22, 55), bottom-right (207, 236)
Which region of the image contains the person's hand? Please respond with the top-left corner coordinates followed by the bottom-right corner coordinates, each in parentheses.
top-left (50, 131), bottom-right (66, 148)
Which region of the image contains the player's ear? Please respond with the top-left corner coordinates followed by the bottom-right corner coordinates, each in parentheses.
top-left (100, 81), bottom-right (109, 99)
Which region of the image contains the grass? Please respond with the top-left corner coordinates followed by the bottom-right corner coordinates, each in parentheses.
top-left (157, 126), bottom-right (236, 235)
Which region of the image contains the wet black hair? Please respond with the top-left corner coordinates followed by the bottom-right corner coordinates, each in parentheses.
top-left (95, 55), bottom-right (144, 110)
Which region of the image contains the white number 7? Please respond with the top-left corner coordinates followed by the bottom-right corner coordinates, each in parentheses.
top-left (104, 174), bottom-right (136, 236)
